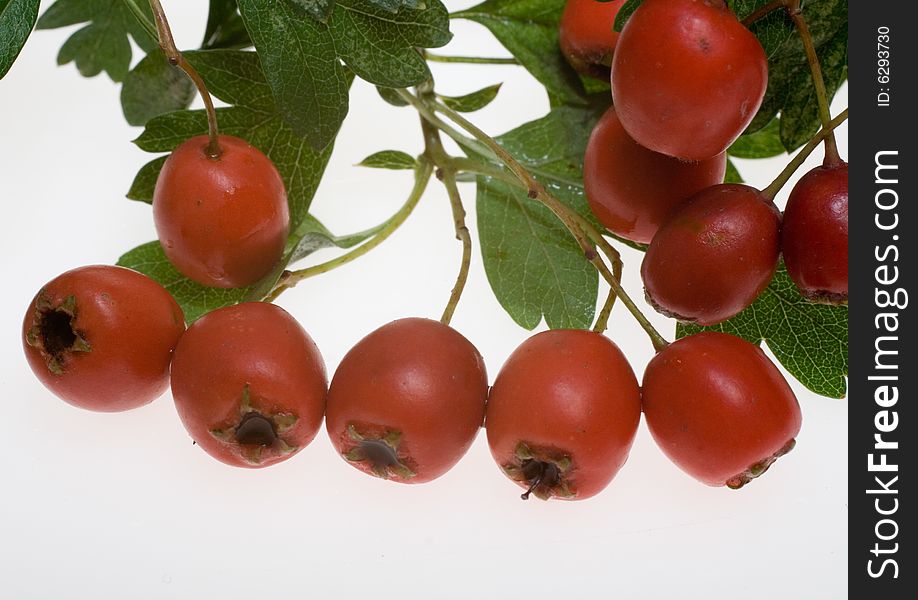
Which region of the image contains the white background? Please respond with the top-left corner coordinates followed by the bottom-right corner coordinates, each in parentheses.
top-left (0, 2), bottom-right (848, 598)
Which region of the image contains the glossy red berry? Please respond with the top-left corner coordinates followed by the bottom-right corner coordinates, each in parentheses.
top-left (611, 0), bottom-right (768, 160)
top-left (486, 330), bottom-right (641, 501)
top-left (22, 265), bottom-right (185, 412)
top-left (325, 318), bottom-right (488, 484)
top-left (584, 106), bottom-right (727, 244)
top-left (642, 332), bottom-right (802, 488)
top-left (559, 0), bottom-right (626, 79)
top-left (782, 161), bottom-right (849, 303)
top-left (642, 184), bottom-right (780, 325)
top-left (170, 303), bottom-right (327, 469)
top-left (153, 134), bottom-right (290, 289)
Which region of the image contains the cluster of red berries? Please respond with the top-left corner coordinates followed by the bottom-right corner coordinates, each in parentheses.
top-left (564, 0), bottom-right (849, 318)
top-left (22, 264), bottom-right (802, 497)
top-left (21, 0), bottom-right (838, 501)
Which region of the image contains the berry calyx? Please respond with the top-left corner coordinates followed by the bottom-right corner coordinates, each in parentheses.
top-left (641, 183), bottom-right (781, 325)
top-left (781, 161), bottom-right (849, 303)
top-left (486, 330), bottom-right (641, 501)
top-left (641, 331), bottom-right (802, 488)
top-left (611, 0), bottom-right (768, 160)
top-left (584, 106), bottom-right (727, 244)
top-left (559, 0), bottom-right (626, 79)
top-left (170, 302), bottom-right (327, 468)
top-left (153, 134), bottom-right (290, 289)
top-left (325, 318), bottom-right (488, 484)
top-left (22, 265), bottom-right (185, 412)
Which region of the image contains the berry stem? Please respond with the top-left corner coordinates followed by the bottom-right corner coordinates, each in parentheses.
top-left (760, 108), bottom-right (848, 201)
top-left (425, 53), bottom-right (518, 65)
top-left (148, 0), bottom-right (222, 159)
top-left (420, 117), bottom-right (473, 326)
top-left (422, 96), bottom-right (667, 351)
top-left (741, 0), bottom-right (786, 27)
top-left (786, 0), bottom-right (842, 166)
top-left (267, 160), bottom-right (435, 302)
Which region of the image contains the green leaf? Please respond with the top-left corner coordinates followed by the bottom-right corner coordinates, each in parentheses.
top-left (134, 50), bottom-right (335, 231)
top-left (236, 0), bottom-right (450, 149)
top-left (126, 156), bottom-right (167, 203)
top-left (475, 104), bottom-right (607, 330)
top-left (735, 0), bottom-right (848, 147)
top-left (117, 242), bottom-right (255, 323)
top-left (377, 86), bottom-right (409, 107)
top-left (728, 117), bottom-right (784, 159)
top-left (36, 0), bottom-right (157, 82)
top-left (203, 0), bottom-right (251, 49)
top-left (358, 150), bottom-right (417, 170)
top-left (0, 0), bottom-right (39, 79)
top-left (454, 0), bottom-right (586, 106)
top-left (724, 158), bottom-right (744, 184)
top-left (293, 0), bottom-right (427, 22)
top-left (678, 265), bottom-right (848, 399)
top-left (120, 51), bottom-right (196, 127)
top-left (289, 0), bottom-right (336, 22)
top-left (778, 23), bottom-right (847, 150)
top-left (439, 83), bottom-right (502, 113)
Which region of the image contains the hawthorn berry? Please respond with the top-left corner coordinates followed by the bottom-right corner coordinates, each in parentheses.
top-left (611, 0), bottom-right (768, 160)
top-left (584, 106), bottom-right (727, 244)
top-left (153, 134), bottom-right (290, 289)
top-left (559, 0), bottom-right (626, 79)
top-left (170, 302), bottom-right (327, 468)
top-left (642, 332), bottom-right (802, 489)
top-left (486, 330), bottom-right (641, 501)
top-left (325, 318), bottom-right (488, 484)
top-left (782, 161), bottom-right (849, 303)
top-left (641, 183), bottom-right (781, 326)
top-left (22, 265), bottom-right (185, 412)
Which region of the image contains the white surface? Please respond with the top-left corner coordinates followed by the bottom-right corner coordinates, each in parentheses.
top-left (0, 2), bottom-right (848, 598)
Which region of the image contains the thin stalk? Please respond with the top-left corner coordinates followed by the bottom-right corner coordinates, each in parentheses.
top-left (266, 160), bottom-right (435, 302)
top-left (426, 53), bottom-right (519, 65)
top-left (395, 89), bottom-right (498, 162)
top-left (761, 108), bottom-right (848, 201)
top-left (430, 99), bottom-right (667, 351)
top-left (421, 118), bottom-right (473, 325)
top-left (741, 0), bottom-right (786, 27)
top-left (787, 0), bottom-right (841, 165)
top-left (593, 287), bottom-right (617, 334)
top-left (122, 0), bottom-right (158, 42)
top-left (149, 0), bottom-right (222, 158)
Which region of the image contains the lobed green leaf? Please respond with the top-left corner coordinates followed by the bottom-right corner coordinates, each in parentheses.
top-left (36, 0), bottom-right (157, 82)
top-left (237, 0), bottom-right (450, 149)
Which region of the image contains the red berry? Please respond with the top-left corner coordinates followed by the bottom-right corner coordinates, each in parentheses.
top-left (486, 330), bottom-right (641, 501)
top-left (170, 303), bottom-right (327, 468)
top-left (584, 106), bottom-right (727, 244)
top-left (782, 161), bottom-right (849, 303)
top-left (559, 0), bottom-right (626, 79)
top-left (153, 135), bottom-right (290, 288)
top-left (22, 265), bottom-right (185, 412)
top-left (641, 184), bottom-right (780, 325)
top-left (325, 318), bottom-right (488, 484)
top-left (642, 332), bottom-right (802, 489)
top-left (611, 0), bottom-right (768, 160)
